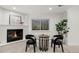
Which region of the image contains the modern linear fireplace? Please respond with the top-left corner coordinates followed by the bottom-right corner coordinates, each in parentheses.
top-left (7, 29), bottom-right (23, 43)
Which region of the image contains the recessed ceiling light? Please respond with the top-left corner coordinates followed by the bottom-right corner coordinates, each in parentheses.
top-left (12, 7), bottom-right (16, 10)
top-left (49, 7), bottom-right (52, 11)
top-left (58, 5), bottom-right (63, 7)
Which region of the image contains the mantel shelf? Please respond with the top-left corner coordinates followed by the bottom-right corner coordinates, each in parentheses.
top-left (0, 24), bottom-right (28, 26)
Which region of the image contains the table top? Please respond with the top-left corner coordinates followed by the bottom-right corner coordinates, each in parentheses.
top-left (39, 34), bottom-right (49, 38)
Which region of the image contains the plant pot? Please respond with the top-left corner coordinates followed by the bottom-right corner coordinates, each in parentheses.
top-left (63, 34), bottom-right (68, 44)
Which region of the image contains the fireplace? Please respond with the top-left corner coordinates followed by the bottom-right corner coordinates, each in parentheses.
top-left (7, 29), bottom-right (23, 42)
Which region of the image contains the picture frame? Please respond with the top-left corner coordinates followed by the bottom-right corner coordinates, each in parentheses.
top-left (41, 20), bottom-right (49, 30)
top-left (32, 19), bottom-right (49, 30)
top-left (9, 15), bottom-right (22, 25)
top-left (32, 20), bottom-right (41, 30)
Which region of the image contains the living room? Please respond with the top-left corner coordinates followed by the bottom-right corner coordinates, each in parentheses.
top-left (0, 5), bottom-right (79, 53)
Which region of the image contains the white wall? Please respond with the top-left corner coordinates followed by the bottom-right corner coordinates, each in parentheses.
top-left (67, 6), bottom-right (79, 45)
top-left (28, 13), bottom-right (67, 39)
top-left (0, 8), bottom-right (28, 25)
top-left (0, 8), bottom-right (9, 25)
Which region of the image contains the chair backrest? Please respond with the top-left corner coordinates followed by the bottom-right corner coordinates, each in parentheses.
top-left (25, 34), bottom-right (36, 42)
top-left (54, 35), bottom-right (63, 39)
top-left (26, 34), bottom-right (34, 39)
top-left (54, 35), bottom-right (63, 42)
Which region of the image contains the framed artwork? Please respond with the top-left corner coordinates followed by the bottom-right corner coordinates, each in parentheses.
top-left (9, 15), bottom-right (22, 25)
top-left (32, 19), bottom-right (49, 30)
top-left (32, 20), bottom-right (41, 30)
top-left (41, 20), bottom-right (49, 30)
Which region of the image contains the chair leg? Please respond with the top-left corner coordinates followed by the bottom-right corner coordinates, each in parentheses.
top-left (35, 43), bottom-right (37, 47)
top-left (25, 45), bottom-right (27, 52)
top-left (34, 45), bottom-right (36, 52)
top-left (61, 44), bottom-right (64, 52)
top-left (53, 44), bottom-right (55, 52)
top-left (51, 40), bottom-right (53, 47)
top-left (58, 45), bottom-right (60, 48)
top-left (51, 43), bottom-right (52, 47)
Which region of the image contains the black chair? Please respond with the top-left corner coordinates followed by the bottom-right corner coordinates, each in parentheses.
top-left (25, 34), bottom-right (37, 52)
top-left (51, 38), bottom-right (54, 47)
top-left (51, 35), bottom-right (64, 52)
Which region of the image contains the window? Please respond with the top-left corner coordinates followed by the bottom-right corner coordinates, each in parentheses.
top-left (32, 19), bottom-right (49, 30)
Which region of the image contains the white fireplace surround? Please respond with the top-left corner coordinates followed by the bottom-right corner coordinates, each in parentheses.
top-left (0, 25), bottom-right (28, 46)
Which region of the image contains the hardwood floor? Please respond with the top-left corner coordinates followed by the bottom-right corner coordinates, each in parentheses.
top-left (0, 41), bottom-right (79, 53)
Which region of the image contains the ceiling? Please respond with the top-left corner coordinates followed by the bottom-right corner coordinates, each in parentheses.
top-left (0, 5), bottom-right (73, 15)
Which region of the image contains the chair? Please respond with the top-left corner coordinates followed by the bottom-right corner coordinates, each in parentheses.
top-left (51, 35), bottom-right (64, 52)
top-left (51, 38), bottom-right (54, 47)
top-left (25, 34), bottom-right (37, 52)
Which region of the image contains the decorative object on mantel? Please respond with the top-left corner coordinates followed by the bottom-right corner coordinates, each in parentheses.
top-left (9, 15), bottom-right (23, 25)
top-left (20, 22), bottom-right (24, 25)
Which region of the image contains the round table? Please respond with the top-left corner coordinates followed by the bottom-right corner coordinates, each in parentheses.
top-left (39, 34), bottom-right (49, 51)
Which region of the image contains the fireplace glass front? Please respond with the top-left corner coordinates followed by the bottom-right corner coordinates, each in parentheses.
top-left (7, 29), bottom-right (23, 42)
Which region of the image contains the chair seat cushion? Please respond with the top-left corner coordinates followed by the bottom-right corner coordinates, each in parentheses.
top-left (55, 40), bottom-right (62, 45)
top-left (27, 40), bottom-right (35, 44)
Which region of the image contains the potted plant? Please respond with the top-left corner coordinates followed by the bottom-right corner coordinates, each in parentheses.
top-left (55, 19), bottom-right (69, 44)
top-left (55, 19), bottom-right (69, 35)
